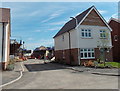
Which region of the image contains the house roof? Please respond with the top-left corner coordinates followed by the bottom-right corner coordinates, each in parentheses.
top-left (53, 6), bottom-right (112, 38)
top-left (108, 18), bottom-right (120, 24)
top-left (34, 46), bottom-right (47, 51)
top-left (53, 6), bottom-right (93, 38)
top-left (0, 8), bottom-right (10, 23)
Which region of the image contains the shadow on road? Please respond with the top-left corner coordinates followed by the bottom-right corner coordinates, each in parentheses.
top-left (24, 62), bottom-right (66, 72)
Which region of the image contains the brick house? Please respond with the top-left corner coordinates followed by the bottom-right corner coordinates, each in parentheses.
top-left (53, 6), bottom-right (113, 65)
top-left (0, 8), bottom-right (11, 70)
top-left (108, 18), bottom-right (120, 62)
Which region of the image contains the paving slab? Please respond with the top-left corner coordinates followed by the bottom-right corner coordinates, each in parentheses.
top-left (1, 62), bottom-right (22, 85)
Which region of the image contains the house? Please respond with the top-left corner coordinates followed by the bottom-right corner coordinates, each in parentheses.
top-left (53, 6), bottom-right (113, 65)
top-left (10, 39), bottom-right (22, 56)
top-left (0, 8), bottom-right (11, 70)
top-left (32, 46), bottom-right (47, 59)
top-left (108, 18), bottom-right (120, 62)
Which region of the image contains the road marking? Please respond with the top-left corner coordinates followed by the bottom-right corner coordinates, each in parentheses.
top-left (0, 62), bottom-right (24, 88)
top-left (21, 62), bottom-right (25, 72)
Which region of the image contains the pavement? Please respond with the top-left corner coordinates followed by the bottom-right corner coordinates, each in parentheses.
top-left (1, 61), bottom-right (23, 85)
top-left (64, 65), bottom-right (120, 76)
top-left (1, 59), bottom-right (51, 86)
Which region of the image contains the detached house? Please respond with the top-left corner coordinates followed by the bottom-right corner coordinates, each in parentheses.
top-left (53, 6), bottom-right (113, 65)
top-left (108, 18), bottom-right (120, 62)
top-left (0, 8), bottom-right (11, 70)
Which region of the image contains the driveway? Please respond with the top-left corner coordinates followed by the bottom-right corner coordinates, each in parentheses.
top-left (2, 59), bottom-right (118, 89)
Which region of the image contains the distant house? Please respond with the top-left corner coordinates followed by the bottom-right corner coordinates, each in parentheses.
top-left (0, 8), bottom-right (11, 70)
top-left (53, 6), bottom-right (113, 65)
top-left (108, 18), bottom-right (120, 62)
top-left (32, 46), bottom-right (47, 59)
top-left (10, 39), bottom-right (22, 56)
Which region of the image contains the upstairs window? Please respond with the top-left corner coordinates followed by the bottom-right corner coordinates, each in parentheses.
top-left (81, 29), bottom-right (91, 38)
top-left (62, 35), bottom-right (64, 41)
top-left (100, 30), bottom-right (106, 38)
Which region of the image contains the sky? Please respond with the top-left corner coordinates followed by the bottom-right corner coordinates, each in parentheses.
top-left (2, 2), bottom-right (118, 50)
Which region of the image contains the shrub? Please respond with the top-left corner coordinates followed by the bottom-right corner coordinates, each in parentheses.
top-left (6, 59), bottom-right (15, 71)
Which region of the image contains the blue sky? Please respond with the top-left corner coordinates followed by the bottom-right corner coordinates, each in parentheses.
top-left (2, 2), bottom-right (118, 50)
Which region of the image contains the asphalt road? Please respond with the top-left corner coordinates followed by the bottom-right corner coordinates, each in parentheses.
top-left (2, 59), bottom-right (118, 89)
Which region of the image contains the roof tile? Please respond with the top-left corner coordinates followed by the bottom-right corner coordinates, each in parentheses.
top-left (53, 6), bottom-right (94, 38)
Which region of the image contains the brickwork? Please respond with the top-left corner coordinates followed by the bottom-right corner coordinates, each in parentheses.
top-left (81, 9), bottom-right (106, 26)
top-left (55, 48), bottom-right (78, 65)
top-left (70, 48), bottom-right (78, 65)
top-left (0, 62), bottom-right (8, 70)
top-left (109, 19), bottom-right (120, 62)
top-left (55, 48), bottom-right (113, 66)
top-left (95, 48), bottom-right (113, 62)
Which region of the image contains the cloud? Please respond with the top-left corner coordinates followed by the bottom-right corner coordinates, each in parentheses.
top-left (41, 10), bottom-right (64, 23)
top-left (112, 13), bottom-right (118, 18)
top-left (49, 27), bottom-right (61, 31)
top-left (25, 39), bottom-right (54, 50)
top-left (29, 10), bottom-right (41, 16)
top-left (49, 21), bottom-right (66, 25)
top-left (27, 38), bottom-right (34, 41)
top-left (104, 17), bottom-right (111, 22)
top-left (34, 30), bottom-right (43, 32)
top-left (98, 10), bottom-right (107, 14)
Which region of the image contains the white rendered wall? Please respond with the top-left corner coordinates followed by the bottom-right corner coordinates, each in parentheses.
top-left (4, 23), bottom-right (9, 62)
top-left (54, 32), bottom-right (69, 50)
top-left (78, 25), bottom-right (112, 48)
top-left (54, 25), bottom-right (112, 50)
top-left (0, 23), bottom-right (9, 62)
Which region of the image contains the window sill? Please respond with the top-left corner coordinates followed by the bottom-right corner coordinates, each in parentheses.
top-left (81, 58), bottom-right (95, 59)
top-left (99, 37), bottom-right (107, 39)
top-left (81, 37), bottom-right (93, 39)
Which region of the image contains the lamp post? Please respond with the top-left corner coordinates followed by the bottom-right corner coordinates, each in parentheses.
top-left (70, 17), bottom-right (80, 65)
top-left (22, 41), bottom-right (25, 57)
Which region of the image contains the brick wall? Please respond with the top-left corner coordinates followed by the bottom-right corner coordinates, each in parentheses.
top-left (95, 48), bottom-right (113, 62)
top-left (55, 48), bottom-right (78, 65)
top-left (81, 9), bottom-right (106, 26)
top-left (55, 48), bottom-right (113, 66)
top-left (109, 20), bottom-right (120, 62)
top-left (0, 62), bottom-right (7, 70)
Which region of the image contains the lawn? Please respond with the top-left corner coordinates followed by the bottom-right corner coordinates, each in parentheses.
top-left (98, 62), bottom-right (120, 68)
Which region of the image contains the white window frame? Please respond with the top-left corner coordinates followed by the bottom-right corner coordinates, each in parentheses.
top-left (100, 30), bottom-right (106, 38)
top-left (80, 48), bottom-right (95, 59)
top-left (81, 29), bottom-right (92, 38)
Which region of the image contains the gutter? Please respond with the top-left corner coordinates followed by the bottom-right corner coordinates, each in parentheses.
top-left (68, 31), bottom-right (72, 65)
top-left (2, 22), bottom-right (5, 63)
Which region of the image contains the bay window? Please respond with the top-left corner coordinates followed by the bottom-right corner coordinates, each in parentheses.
top-left (80, 48), bottom-right (95, 59)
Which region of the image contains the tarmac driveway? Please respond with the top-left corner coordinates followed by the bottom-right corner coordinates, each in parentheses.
top-left (2, 59), bottom-right (118, 89)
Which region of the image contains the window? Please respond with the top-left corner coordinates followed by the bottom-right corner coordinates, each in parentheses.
top-left (114, 35), bottom-right (118, 41)
top-left (63, 51), bottom-right (65, 59)
top-left (62, 35), bottom-right (64, 41)
top-left (80, 48), bottom-right (95, 59)
top-left (81, 29), bottom-right (91, 38)
top-left (100, 30), bottom-right (106, 38)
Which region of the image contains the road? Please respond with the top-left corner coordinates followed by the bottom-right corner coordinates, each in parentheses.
top-left (2, 59), bottom-right (118, 89)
